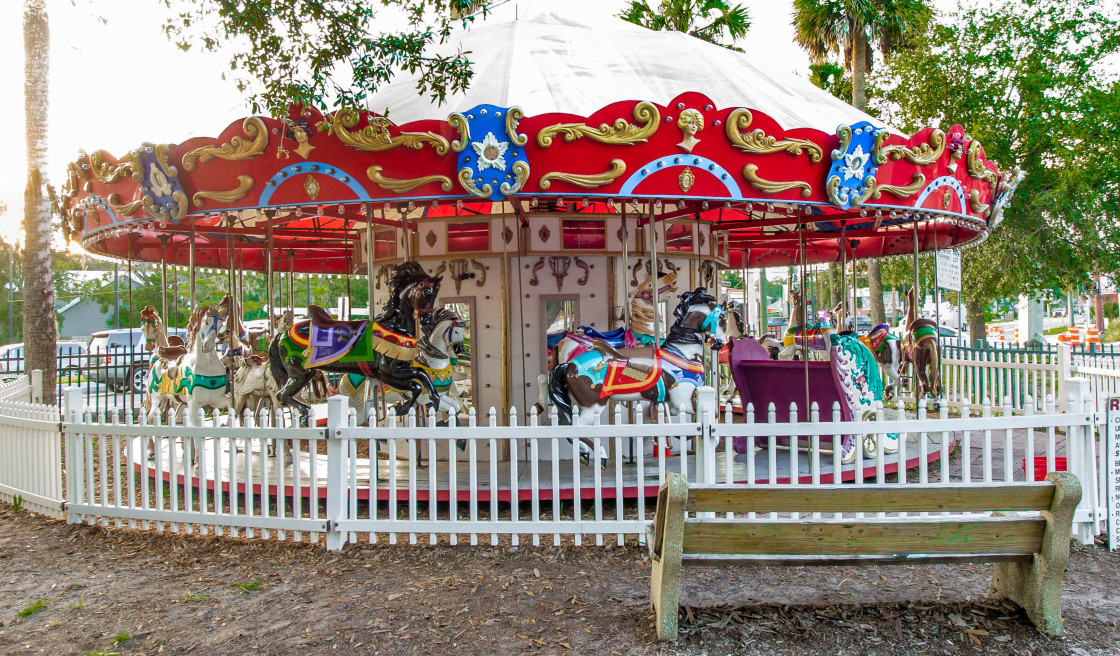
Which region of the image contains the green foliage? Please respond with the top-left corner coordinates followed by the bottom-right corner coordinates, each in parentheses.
top-left (1103, 300), bottom-right (1118, 319)
top-left (230, 579), bottom-right (264, 593)
top-left (110, 632), bottom-right (129, 645)
top-left (808, 62), bottom-right (851, 100)
top-left (620, 0), bottom-right (750, 49)
top-left (181, 592), bottom-right (208, 603)
top-left (10, 495), bottom-right (22, 514)
top-left (160, 0), bottom-right (482, 116)
top-left (68, 598), bottom-right (85, 610)
top-left (871, 0), bottom-right (1120, 303)
top-left (791, 0), bottom-right (933, 81)
top-left (18, 599), bottom-right (48, 618)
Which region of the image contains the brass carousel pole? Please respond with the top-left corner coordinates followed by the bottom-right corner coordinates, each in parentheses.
top-left (839, 226), bottom-right (847, 324)
top-left (621, 203), bottom-right (630, 329)
top-left (649, 201), bottom-right (660, 347)
top-left (798, 218), bottom-right (809, 412)
top-left (157, 235), bottom-right (169, 324)
top-left (265, 212), bottom-right (275, 333)
top-left (188, 220), bottom-right (196, 312)
top-left (365, 202), bottom-right (375, 318)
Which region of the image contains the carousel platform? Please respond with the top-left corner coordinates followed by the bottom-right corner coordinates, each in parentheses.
top-left (125, 432), bottom-right (951, 502)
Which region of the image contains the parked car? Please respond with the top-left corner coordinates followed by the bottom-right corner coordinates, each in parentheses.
top-left (766, 317), bottom-right (787, 334)
top-left (0, 341), bottom-right (88, 376)
top-left (89, 327), bottom-right (187, 393)
top-left (854, 316), bottom-right (873, 332)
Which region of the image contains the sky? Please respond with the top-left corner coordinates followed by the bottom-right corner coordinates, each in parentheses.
top-left (0, 0), bottom-right (823, 244)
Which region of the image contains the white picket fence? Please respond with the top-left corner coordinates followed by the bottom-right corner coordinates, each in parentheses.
top-left (55, 378), bottom-right (1108, 549)
top-left (0, 373), bottom-right (64, 518)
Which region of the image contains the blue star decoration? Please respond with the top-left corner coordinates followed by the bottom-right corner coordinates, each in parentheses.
top-left (826, 122), bottom-right (887, 211)
top-left (450, 104), bottom-right (530, 202)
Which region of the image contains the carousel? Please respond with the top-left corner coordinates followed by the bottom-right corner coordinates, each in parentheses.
top-left (57, 2), bottom-right (1019, 491)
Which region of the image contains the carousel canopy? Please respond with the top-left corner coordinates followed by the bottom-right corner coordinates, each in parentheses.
top-left (58, 1), bottom-right (1020, 273)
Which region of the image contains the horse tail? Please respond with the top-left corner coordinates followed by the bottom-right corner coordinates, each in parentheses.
top-left (547, 362), bottom-right (574, 426)
top-left (268, 333), bottom-right (290, 392)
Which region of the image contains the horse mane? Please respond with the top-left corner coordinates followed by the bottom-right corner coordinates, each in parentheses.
top-left (140, 305), bottom-right (159, 323)
top-left (185, 306), bottom-right (211, 347)
top-left (429, 306), bottom-right (460, 327)
top-left (673, 288), bottom-right (717, 321)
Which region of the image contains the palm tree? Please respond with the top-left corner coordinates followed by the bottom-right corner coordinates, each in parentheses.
top-left (23, 0), bottom-right (58, 404)
top-left (792, 0), bottom-right (932, 326)
top-left (621, 0), bottom-right (751, 50)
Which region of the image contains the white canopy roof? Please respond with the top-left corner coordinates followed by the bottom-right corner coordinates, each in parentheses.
top-left (368, 0), bottom-right (886, 133)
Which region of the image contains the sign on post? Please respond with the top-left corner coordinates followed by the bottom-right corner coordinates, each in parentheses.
top-left (936, 250), bottom-right (961, 292)
top-left (1108, 397), bottom-right (1120, 551)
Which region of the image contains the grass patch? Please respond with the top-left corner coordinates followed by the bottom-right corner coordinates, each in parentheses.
top-left (11, 495), bottom-right (22, 514)
top-left (82, 651), bottom-right (119, 656)
top-left (18, 599), bottom-right (48, 618)
top-left (182, 592), bottom-right (208, 603)
top-left (1044, 325), bottom-right (1069, 336)
top-left (69, 598), bottom-right (85, 610)
top-left (111, 631), bottom-right (130, 644)
top-left (230, 579), bottom-right (264, 594)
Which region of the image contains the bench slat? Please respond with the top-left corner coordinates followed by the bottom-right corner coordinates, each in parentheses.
top-left (685, 483), bottom-right (1054, 514)
top-left (681, 553), bottom-right (1034, 567)
top-left (682, 517), bottom-right (1045, 556)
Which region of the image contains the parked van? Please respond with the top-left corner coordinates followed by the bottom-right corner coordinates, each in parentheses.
top-left (89, 327), bottom-right (187, 393)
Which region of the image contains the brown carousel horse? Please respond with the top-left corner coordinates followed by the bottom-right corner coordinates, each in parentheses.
top-left (901, 286), bottom-right (942, 402)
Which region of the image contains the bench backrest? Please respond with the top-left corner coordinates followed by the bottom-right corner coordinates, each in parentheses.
top-left (651, 473), bottom-right (1081, 561)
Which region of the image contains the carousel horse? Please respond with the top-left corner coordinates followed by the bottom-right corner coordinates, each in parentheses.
top-left (171, 306), bottom-right (235, 422)
top-left (139, 305), bottom-right (187, 424)
top-left (901, 286), bottom-right (942, 402)
top-left (353, 306), bottom-right (468, 422)
top-left (548, 270), bottom-right (678, 367)
top-left (269, 261), bottom-right (443, 426)
top-left (216, 294), bottom-right (255, 357)
top-left (548, 287), bottom-right (727, 429)
top-left (779, 289), bottom-right (836, 360)
top-left (833, 302), bottom-right (903, 398)
top-left (231, 354), bottom-right (281, 419)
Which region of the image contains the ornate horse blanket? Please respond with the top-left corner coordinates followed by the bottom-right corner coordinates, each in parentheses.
top-left (860, 323), bottom-right (901, 365)
top-left (570, 347), bottom-right (703, 401)
top-left (288, 321), bottom-right (418, 368)
top-left (783, 322), bottom-right (834, 351)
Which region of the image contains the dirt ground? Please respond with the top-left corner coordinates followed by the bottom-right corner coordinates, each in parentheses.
top-left (2, 507), bottom-right (1119, 656)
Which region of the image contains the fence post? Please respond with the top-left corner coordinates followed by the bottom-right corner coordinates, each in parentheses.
top-left (30, 369), bottom-right (42, 404)
top-left (695, 386), bottom-right (717, 487)
top-left (1064, 378), bottom-right (1097, 545)
top-left (1057, 342), bottom-right (1071, 412)
top-left (63, 387), bottom-right (83, 523)
top-left (325, 394), bottom-right (349, 551)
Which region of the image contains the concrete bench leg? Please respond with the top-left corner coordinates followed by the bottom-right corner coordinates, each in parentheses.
top-left (990, 472), bottom-right (1080, 637)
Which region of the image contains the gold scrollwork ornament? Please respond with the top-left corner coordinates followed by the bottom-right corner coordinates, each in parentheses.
top-left (181, 117), bottom-right (268, 171)
top-left (872, 173), bottom-right (926, 200)
top-left (457, 168), bottom-right (493, 199)
top-left (192, 175), bottom-right (255, 207)
top-left (539, 159), bottom-right (626, 190)
top-left (331, 109), bottom-right (449, 155)
top-left (725, 109), bottom-right (824, 162)
top-left (367, 166), bottom-right (453, 193)
top-left (876, 129), bottom-right (945, 166)
top-left (742, 164), bottom-right (812, 198)
top-left (537, 102), bottom-right (660, 148)
top-left (966, 141), bottom-right (999, 184)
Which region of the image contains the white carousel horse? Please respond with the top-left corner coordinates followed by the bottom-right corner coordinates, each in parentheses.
top-left (139, 305), bottom-right (188, 424)
top-left (231, 354), bottom-right (282, 419)
top-left (170, 306), bottom-right (235, 422)
top-left (373, 306), bottom-right (468, 421)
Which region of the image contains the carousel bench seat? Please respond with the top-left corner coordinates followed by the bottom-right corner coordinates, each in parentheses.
top-left (647, 472), bottom-right (1080, 641)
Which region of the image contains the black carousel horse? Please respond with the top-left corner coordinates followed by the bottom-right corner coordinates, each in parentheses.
top-left (269, 261), bottom-right (443, 425)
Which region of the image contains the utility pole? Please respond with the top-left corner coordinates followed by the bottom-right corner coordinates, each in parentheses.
top-left (113, 262), bottom-right (120, 329)
top-left (7, 246), bottom-right (13, 342)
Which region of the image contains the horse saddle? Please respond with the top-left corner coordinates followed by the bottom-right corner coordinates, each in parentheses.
top-left (581, 326), bottom-right (652, 348)
top-left (861, 324), bottom-right (900, 365)
top-left (155, 345), bottom-right (187, 361)
top-left (309, 304), bottom-right (367, 332)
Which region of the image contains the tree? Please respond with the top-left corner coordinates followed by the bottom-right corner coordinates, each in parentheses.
top-left (23, 0), bottom-right (57, 404)
top-left (870, 0), bottom-right (1120, 341)
top-left (620, 0), bottom-right (751, 49)
top-left (792, 0), bottom-right (933, 327)
top-left (160, 0), bottom-right (482, 116)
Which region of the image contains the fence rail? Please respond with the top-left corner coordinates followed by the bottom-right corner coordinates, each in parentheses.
top-left (0, 375), bottom-right (63, 518)
top-left (54, 380), bottom-right (1108, 549)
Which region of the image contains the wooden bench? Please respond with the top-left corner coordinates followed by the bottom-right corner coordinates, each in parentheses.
top-left (648, 472), bottom-right (1081, 641)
